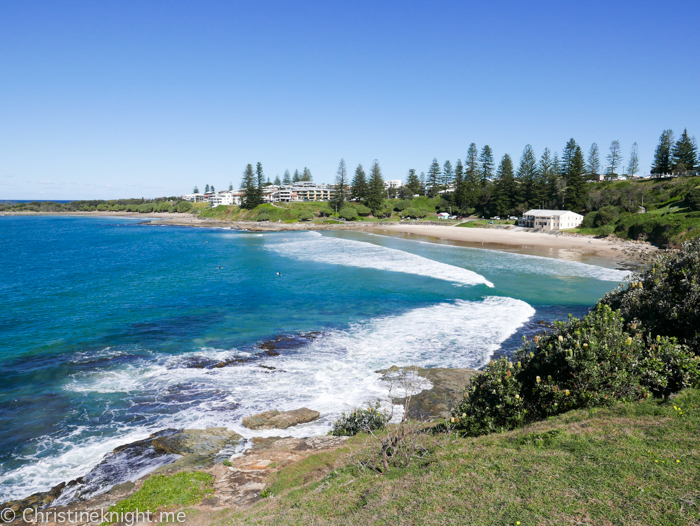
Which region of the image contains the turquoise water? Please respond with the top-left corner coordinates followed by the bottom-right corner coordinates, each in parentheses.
top-left (0, 216), bottom-right (629, 502)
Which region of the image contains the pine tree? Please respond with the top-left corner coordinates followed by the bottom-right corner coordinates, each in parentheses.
top-left (606, 140), bottom-right (623, 178)
top-left (420, 172), bottom-right (426, 192)
top-left (332, 159), bottom-right (349, 212)
top-left (241, 164), bottom-right (258, 209)
top-left (587, 143), bottom-right (600, 181)
top-left (492, 154), bottom-right (515, 216)
top-left (205, 184), bottom-right (210, 193)
top-left (301, 167), bottom-right (313, 181)
top-left (479, 146), bottom-right (494, 185)
top-left (671, 129), bottom-right (698, 175)
top-left (211, 185), bottom-right (215, 193)
top-left (274, 175), bottom-right (281, 185)
top-left (562, 139), bottom-right (586, 211)
top-left (516, 145), bottom-right (537, 206)
top-left (464, 143), bottom-right (480, 209)
top-left (351, 164), bottom-right (368, 201)
top-left (366, 160), bottom-right (385, 212)
top-left (427, 158), bottom-right (441, 197)
top-left (193, 186), bottom-right (199, 194)
top-left (442, 160), bottom-right (454, 189)
top-left (550, 152), bottom-right (564, 209)
top-left (405, 169), bottom-right (422, 195)
top-left (293, 170), bottom-right (301, 183)
top-left (651, 130), bottom-right (674, 176)
top-left (256, 162), bottom-right (265, 204)
top-left (453, 159), bottom-right (465, 208)
top-left (537, 148), bottom-right (554, 209)
top-left (283, 170), bottom-right (291, 185)
top-left (628, 142), bottom-right (640, 177)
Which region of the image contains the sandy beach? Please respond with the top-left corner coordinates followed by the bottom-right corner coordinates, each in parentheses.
top-left (364, 224), bottom-right (656, 269)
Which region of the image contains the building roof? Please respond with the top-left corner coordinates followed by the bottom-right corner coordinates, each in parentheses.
top-left (524, 209), bottom-right (581, 216)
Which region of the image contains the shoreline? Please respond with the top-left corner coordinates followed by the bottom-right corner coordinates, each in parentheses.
top-left (1, 211), bottom-right (656, 268)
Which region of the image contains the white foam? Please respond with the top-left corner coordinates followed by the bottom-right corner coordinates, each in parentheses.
top-left (264, 232), bottom-right (494, 287)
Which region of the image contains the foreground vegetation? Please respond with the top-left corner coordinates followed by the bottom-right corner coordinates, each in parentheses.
top-left (219, 390), bottom-right (700, 525)
top-left (0, 198), bottom-right (193, 213)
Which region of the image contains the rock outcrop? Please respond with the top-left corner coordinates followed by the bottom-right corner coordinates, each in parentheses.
top-left (242, 408), bottom-right (320, 430)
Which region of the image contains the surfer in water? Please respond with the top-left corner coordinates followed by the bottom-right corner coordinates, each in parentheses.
top-left (276, 272), bottom-right (282, 276)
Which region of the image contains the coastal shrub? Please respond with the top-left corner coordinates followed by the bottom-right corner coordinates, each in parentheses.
top-left (400, 207), bottom-right (426, 219)
top-left (603, 238), bottom-right (700, 352)
top-left (687, 186), bottom-right (700, 211)
top-left (394, 199), bottom-right (413, 212)
top-left (581, 211), bottom-right (598, 229)
top-left (157, 202), bottom-right (171, 212)
top-left (373, 204), bottom-right (392, 218)
top-left (176, 201), bottom-right (193, 213)
top-left (339, 207), bottom-right (358, 221)
top-left (329, 402), bottom-right (389, 436)
top-left (436, 199), bottom-right (451, 212)
top-left (317, 204), bottom-right (333, 217)
top-left (297, 211), bottom-right (314, 221)
top-left (355, 204), bottom-right (371, 217)
top-left (452, 303), bottom-right (700, 436)
top-left (257, 213), bottom-right (271, 222)
top-left (97, 204), bottom-right (108, 211)
top-left (138, 203), bottom-right (155, 213)
top-left (594, 205), bottom-right (619, 227)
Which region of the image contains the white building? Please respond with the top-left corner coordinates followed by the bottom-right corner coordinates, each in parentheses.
top-left (385, 180), bottom-right (402, 189)
top-left (521, 210), bottom-right (584, 230)
top-left (182, 193), bottom-right (209, 203)
top-left (269, 182), bottom-right (335, 202)
top-left (209, 191), bottom-right (243, 206)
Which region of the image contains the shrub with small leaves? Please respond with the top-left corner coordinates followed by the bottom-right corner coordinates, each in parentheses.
top-left (257, 212), bottom-right (270, 221)
top-left (329, 402), bottom-right (389, 436)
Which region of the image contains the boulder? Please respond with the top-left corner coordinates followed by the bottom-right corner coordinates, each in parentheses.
top-left (242, 408), bottom-right (320, 430)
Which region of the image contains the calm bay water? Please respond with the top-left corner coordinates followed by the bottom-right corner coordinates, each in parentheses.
top-left (0, 216), bottom-right (629, 502)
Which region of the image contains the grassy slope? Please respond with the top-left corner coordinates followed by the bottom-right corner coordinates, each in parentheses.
top-left (196, 197), bottom-right (447, 223)
top-left (218, 390), bottom-right (700, 525)
top-left (569, 176), bottom-right (700, 245)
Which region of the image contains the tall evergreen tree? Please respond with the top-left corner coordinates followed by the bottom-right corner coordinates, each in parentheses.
top-left (606, 140), bottom-right (623, 178)
top-left (516, 144), bottom-right (538, 206)
top-left (241, 164), bottom-right (259, 209)
top-left (420, 172), bottom-right (426, 193)
top-left (405, 169), bottom-right (422, 195)
top-left (283, 170), bottom-right (291, 185)
top-left (366, 160), bottom-right (385, 212)
top-left (301, 167), bottom-right (313, 181)
top-left (628, 142), bottom-right (640, 177)
top-left (205, 184), bottom-right (210, 193)
top-left (351, 164), bottom-right (368, 201)
top-left (193, 186), bottom-right (199, 194)
top-left (562, 139), bottom-right (586, 211)
top-left (587, 143), bottom-right (601, 181)
top-left (255, 162), bottom-right (265, 204)
top-left (453, 159), bottom-right (465, 207)
top-left (492, 154), bottom-right (516, 216)
top-left (479, 146), bottom-right (494, 185)
top-left (550, 152), bottom-right (563, 209)
top-left (427, 158), bottom-right (441, 197)
top-left (229, 182), bottom-right (233, 191)
top-left (671, 129), bottom-right (698, 174)
top-left (332, 159), bottom-right (349, 211)
top-left (293, 169), bottom-right (301, 183)
top-left (651, 130), bottom-right (674, 176)
top-left (442, 160), bottom-right (454, 189)
top-left (464, 143), bottom-right (480, 208)
top-left (211, 185), bottom-right (215, 193)
top-left (537, 148), bottom-right (554, 209)
top-left (274, 175), bottom-right (281, 186)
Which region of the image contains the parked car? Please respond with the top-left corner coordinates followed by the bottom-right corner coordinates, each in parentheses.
top-left (491, 216), bottom-right (501, 220)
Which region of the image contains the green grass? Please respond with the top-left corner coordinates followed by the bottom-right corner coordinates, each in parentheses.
top-left (219, 390), bottom-right (700, 525)
top-left (102, 472), bottom-right (214, 523)
top-left (457, 219), bottom-right (515, 228)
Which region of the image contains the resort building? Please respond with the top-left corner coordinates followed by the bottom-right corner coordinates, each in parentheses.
top-left (384, 180), bottom-right (402, 189)
top-left (270, 182), bottom-right (336, 202)
top-left (521, 209), bottom-right (584, 230)
top-left (209, 191), bottom-right (243, 206)
top-left (182, 193), bottom-right (209, 203)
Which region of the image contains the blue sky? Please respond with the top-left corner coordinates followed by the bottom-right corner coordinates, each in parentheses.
top-left (1, 0), bottom-right (698, 199)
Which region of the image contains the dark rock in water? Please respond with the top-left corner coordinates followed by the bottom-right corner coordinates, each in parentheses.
top-left (173, 355), bottom-right (253, 369)
top-left (380, 366), bottom-right (479, 420)
top-left (2, 428), bottom-right (244, 512)
top-left (257, 332), bottom-right (322, 353)
top-left (242, 408), bottom-right (320, 430)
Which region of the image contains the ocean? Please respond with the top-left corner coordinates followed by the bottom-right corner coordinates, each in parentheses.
top-left (0, 215), bottom-right (630, 503)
